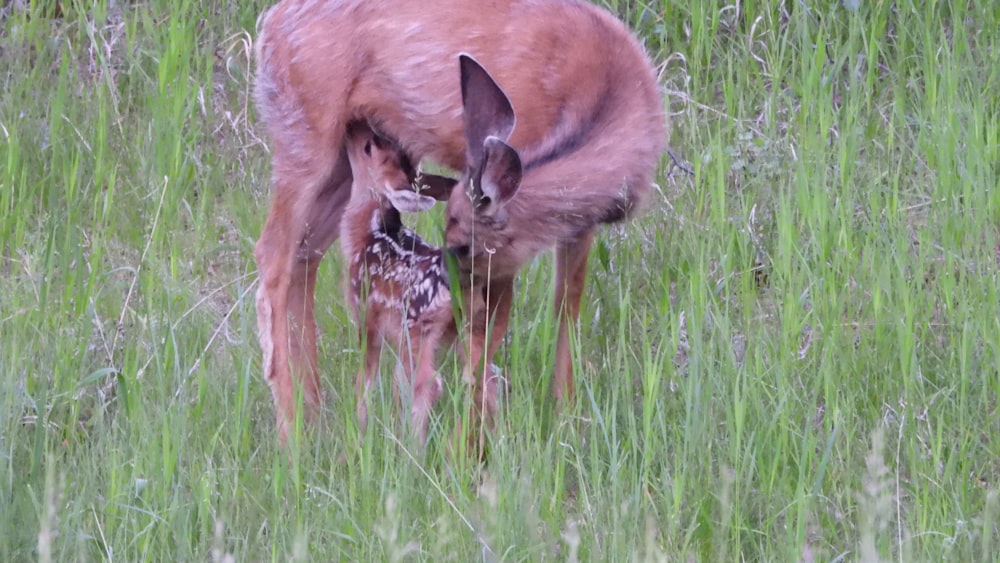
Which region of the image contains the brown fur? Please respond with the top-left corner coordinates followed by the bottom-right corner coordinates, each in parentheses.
top-left (252, 0), bottom-right (667, 445)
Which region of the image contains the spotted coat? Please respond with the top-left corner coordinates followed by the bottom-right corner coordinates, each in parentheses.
top-left (349, 205), bottom-right (451, 329)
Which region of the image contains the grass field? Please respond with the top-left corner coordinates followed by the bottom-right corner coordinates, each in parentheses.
top-left (2, 0), bottom-right (998, 560)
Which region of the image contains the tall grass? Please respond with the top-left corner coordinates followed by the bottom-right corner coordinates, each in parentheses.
top-left (2, 0), bottom-right (998, 559)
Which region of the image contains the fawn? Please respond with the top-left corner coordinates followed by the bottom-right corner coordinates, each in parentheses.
top-left (252, 0), bottom-right (666, 444)
top-left (340, 121), bottom-right (461, 441)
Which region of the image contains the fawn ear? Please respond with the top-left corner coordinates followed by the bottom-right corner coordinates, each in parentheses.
top-left (477, 136), bottom-right (522, 211)
top-left (460, 54), bottom-right (515, 165)
top-left (413, 172), bottom-right (458, 201)
top-left (385, 189), bottom-right (438, 214)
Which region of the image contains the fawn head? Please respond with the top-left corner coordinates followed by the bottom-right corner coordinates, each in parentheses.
top-left (444, 55), bottom-right (524, 274)
top-left (346, 122), bottom-right (457, 213)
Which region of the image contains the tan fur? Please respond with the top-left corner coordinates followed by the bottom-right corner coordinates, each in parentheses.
top-left (252, 0), bottom-right (667, 445)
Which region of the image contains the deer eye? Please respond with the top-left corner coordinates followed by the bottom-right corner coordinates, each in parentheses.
top-left (363, 141), bottom-right (372, 156)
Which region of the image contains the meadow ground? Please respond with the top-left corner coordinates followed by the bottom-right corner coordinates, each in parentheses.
top-left (1, 0), bottom-right (998, 560)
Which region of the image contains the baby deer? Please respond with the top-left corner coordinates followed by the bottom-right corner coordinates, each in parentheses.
top-left (340, 121), bottom-right (459, 441)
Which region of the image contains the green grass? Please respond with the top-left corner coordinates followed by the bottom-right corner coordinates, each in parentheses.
top-left (2, 0), bottom-right (998, 560)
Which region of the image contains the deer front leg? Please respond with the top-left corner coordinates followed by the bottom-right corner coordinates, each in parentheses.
top-left (462, 276), bottom-right (514, 455)
top-left (553, 228), bottom-right (596, 403)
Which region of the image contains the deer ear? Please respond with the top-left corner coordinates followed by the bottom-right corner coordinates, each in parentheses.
top-left (460, 54), bottom-right (515, 165)
top-left (413, 172), bottom-right (458, 201)
top-left (385, 189), bottom-right (437, 214)
top-left (478, 136), bottom-right (522, 211)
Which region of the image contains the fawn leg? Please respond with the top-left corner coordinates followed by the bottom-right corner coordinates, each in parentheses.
top-left (356, 318), bottom-right (383, 435)
top-left (552, 228), bottom-right (596, 402)
top-left (411, 327), bottom-right (445, 443)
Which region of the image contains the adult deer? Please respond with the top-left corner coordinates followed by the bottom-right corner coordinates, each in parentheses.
top-left (253, 0), bottom-right (667, 444)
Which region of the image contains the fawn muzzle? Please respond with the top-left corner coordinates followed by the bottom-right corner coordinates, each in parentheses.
top-left (447, 244), bottom-right (471, 261)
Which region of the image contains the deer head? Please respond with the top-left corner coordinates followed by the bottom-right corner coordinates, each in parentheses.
top-left (444, 55), bottom-right (524, 270)
top-left (346, 121), bottom-right (458, 213)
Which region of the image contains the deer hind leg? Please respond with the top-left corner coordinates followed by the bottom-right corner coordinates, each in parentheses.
top-left (288, 154), bottom-right (353, 405)
top-left (255, 141), bottom-right (348, 445)
top-left (553, 228), bottom-right (597, 403)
